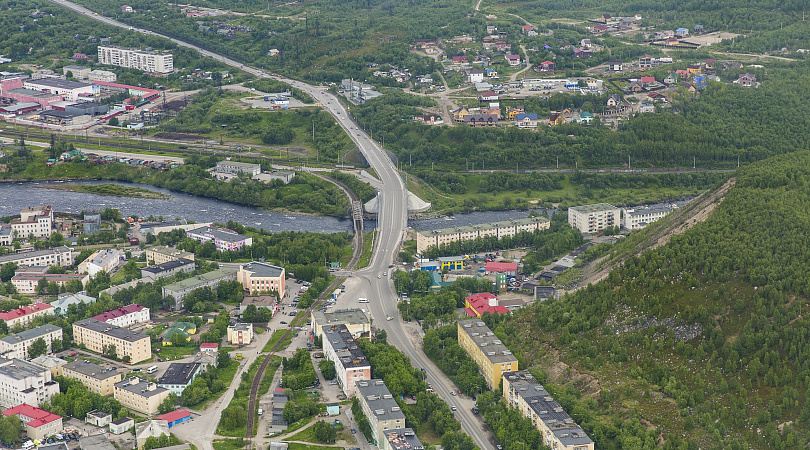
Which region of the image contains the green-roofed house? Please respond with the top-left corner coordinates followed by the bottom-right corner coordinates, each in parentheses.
top-left (429, 271), bottom-right (452, 291)
top-left (163, 321), bottom-right (197, 346)
top-left (161, 267), bottom-right (238, 310)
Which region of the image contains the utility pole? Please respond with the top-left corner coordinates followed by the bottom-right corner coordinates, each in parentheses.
top-left (693, 156), bottom-right (695, 169)
top-left (737, 155), bottom-right (740, 168)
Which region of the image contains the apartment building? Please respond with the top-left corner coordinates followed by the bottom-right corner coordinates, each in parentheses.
top-left (11, 268), bottom-right (89, 295)
top-left (2, 404), bottom-right (63, 441)
top-left (30, 355), bottom-right (68, 377)
top-left (162, 267), bottom-right (238, 309)
top-left (226, 323), bottom-right (253, 345)
top-left (98, 46), bottom-right (174, 74)
top-left (457, 319), bottom-right (518, 390)
top-left (416, 217), bottom-right (550, 253)
top-left (0, 358), bottom-right (60, 408)
top-left (621, 205), bottom-right (675, 230)
top-left (382, 428), bottom-right (424, 450)
top-left (114, 377), bottom-right (170, 415)
top-left (215, 161), bottom-right (261, 176)
top-left (157, 362), bottom-right (203, 395)
top-left (0, 324), bottom-right (63, 360)
top-left (237, 261), bottom-right (285, 295)
top-left (140, 258), bottom-right (195, 281)
top-left (144, 246), bottom-right (195, 265)
top-left (0, 303), bottom-right (55, 329)
top-left (9, 205), bottom-right (54, 238)
top-left (186, 226), bottom-right (253, 251)
top-left (0, 246), bottom-right (75, 271)
top-left (50, 291), bottom-right (97, 316)
top-left (356, 380), bottom-right (406, 442)
top-left (567, 203), bottom-right (619, 234)
top-left (310, 309), bottom-right (371, 339)
top-left (92, 304), bottom-right (151, 328)
top-left (73, 319), bottom-right (152, 364)
top-left (503, 371), bottom-right (594, 450)
top-left (62, 360), bottom-right (123, 396)
top-left (78, 249), bottom-right (125, 276)
top-left (322, 324), bottom-right (371, 397)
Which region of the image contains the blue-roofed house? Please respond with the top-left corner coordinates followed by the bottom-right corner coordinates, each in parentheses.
top-left (514, 113), bottom-right (539, 128)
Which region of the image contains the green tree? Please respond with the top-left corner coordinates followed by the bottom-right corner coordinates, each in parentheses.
top-left (0, 414), bottom-right (23, 443)
top-left (159, 393), bottom-right (179, 414)
top-left (28, 338), bottom-right (48, 359)
top-left (109, 116), bottom-right (119, 126)
top-left (103, 344), bottom-right (117, 360)
top-left (318, 359), bottom-right (336, 380)
top-left (312, 420), bottom-right (337, 443)
top-left (0, 262), bottom-right (17, 282)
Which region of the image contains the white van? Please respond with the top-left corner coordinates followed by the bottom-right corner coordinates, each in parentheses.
top-left (147, 365), bottom-right (158, 374)
top-left (258, 408), bottom-right (263, 415)
top-left (358, 298), bottom-right (369, 303)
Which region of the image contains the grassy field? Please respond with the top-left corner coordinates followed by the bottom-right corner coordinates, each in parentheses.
top-left (216, 355), bottom-right (267, 437)
top-left (263, 329), bottom-right (293, 352)
top-left (355, 231), bottom-right (375, 269)
top-left (212, 438), bottom-right (247, 450)
top-left (286, 442), bottom-right (344, 450)
top-left (154, 345), bottom-right (199, 360)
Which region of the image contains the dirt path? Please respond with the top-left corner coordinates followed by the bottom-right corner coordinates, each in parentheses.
top-left (510, 45), bottom-right (533, 81)
top-left (574, 177), bottom-right (736, 290)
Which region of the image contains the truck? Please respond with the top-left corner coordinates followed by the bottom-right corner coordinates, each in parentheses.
top-left (332, 289), bottom-right (341, 300)
top-left (235, 353), bottom-right (244, 360)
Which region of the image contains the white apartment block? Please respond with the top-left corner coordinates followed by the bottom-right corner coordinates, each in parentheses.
top-left (215, 161), bottom-right (261, 176)
top-left (622, 205), bottom-right (675, 230)
top-left (10, 205), bottom-right (54, 238)
top-left (78, 249), bottom-right (125, 276)
top-left (416, 217), bottom-right (550, 253)
top-left (0, 324), bottom-right (63, 360)
top-left (0, 247), bottom-right (75, 270)
top-left (568, 203), bottom-right (620, 234)
top-left (356, 380), bottom-right (406, 442)
top-left (92, 304), bottom-right (150, 328)
top-left (98, 46), bottom-right (174, 74)
top-left (0, 358), bottom-right (60, 408)
top-left (322, 324), bottom-right (371, 397)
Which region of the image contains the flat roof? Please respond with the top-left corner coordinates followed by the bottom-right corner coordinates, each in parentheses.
top-left (187, 226), bottom-right (250, 243)
top-left (6, 88), bottom-right (61, 98)
top-left (311, 309), bottom-right (371, 327)
top-left (417, 217), bottom-right (549, 237)
top-left (74, 318), bottom-right (149, 342)
top-left (26, 78), bottom-right (93, 89)
top-left (241, 261), bottom-right (283, 278)
top-left (78, 434), bottom-right (116, 450)
top-left (147, 246), bottom-right (194, 258)
top-left (217, 160), bottom-right (260, 168)
top-left (625, 205), bottom-right (674, 216)
top-left (323, 324), bottom-right (370, 369)
top-left (0, 358), bottom-right (50, 381)
top-left (1, 102), bottom-right (40, 112)
top-left (0, 247), bottom-right (71, 264)
top-left (503, 371), bottom-right (593, 446)
top-left (458, 319), bottom-right (518, 364)
top-left (384, 428), bottom-right (424, 450)
top-left (63, 360), bottom-right (121, 381)
top-left (41, 109), bottom-right (82, 119)
top-left (569, 203), bottom-right (617, 213)
top-left (0, 324), bottom-right (62, 346)
top-left (115, 377), bottom-right (169, 398)
top-left (157, 363), bottom-right (201, 386)
top-left (162, 267), bottom-right (238, 291)
top-left (141, 258), bottom-right (194, 275)
top-left (356, 379), bottom-right (406, 423)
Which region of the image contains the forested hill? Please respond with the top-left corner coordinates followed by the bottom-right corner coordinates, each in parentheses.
top-left (484, 151), bottom-right (810, 448)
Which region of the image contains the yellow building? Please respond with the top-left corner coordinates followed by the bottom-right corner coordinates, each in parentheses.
top-left (457, 319), bottom-right (518, 390)
top-left (144, 246), bottom-right (195, 265)
top-left (227, 323), bottom-right (253, 345)
top-left (62, 360), bottom-right (123, 396)
top-left (237, 261), bottom-right (286, 295)
top-left (73, 319), bottom-right (152, 364)
top-left (503, 371), bottom-right (594, 450)
top-left (114, 378), bottom-right (170, 415)
top-left (505, 106), bottom-right (525, 119)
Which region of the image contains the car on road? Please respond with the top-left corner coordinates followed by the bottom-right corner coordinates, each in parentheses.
top-left (351, 428), bottom-right (356, 434)
top-left (383, 272), bottom-right (387, 276)
top-left (451, 405), bottom-right (457, 411)
top-left (329, 381), bottom-right (338, 385)
top-left (280, 321), bottom-right (287, 324)
top-left (386, 316), bottom-right (393, 321)
top-left (258, 408), bottom-right (263, 415)
top-left (377, 274), bottom-right (381, 278)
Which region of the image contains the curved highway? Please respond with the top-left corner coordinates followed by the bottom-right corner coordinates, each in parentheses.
top-left (46, 0), bottom-right (494, 448)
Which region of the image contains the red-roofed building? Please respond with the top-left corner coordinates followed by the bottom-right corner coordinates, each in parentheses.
top-left (200, 343), bottom-right (219, 352)
top-left (465, 293), bottom-right (510, 317)
top-left (481, 91), bottom-right (499, 101)
top-left (156, 409), bottom-right (192, 428)
top-left (0, 303), bottom-right (54, 329)
top-left (539, 61), bottom-right (555, 71)
top-left (452, 56), bottom-right (468, 64)
top-left (591, 24), bottom-right (607, 33)
top-left (91, 304), bottom-right (150, 327)
top-left (2, 404), bottom-right (63, 440)
top-left (485, 261), bottom-right (518, 276)
top-left (73, 53), bottom-right (88, 59)
top-left (92, 81), bottom-right (160, 101)
top-left (640, 76), bottom-right (656, 84)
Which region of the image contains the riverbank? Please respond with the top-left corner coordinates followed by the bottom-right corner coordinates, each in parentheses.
top-left (38, 183), bottom-right (171, 199)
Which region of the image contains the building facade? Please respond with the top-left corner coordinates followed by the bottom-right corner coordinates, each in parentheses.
top-left (567, 203), bottom-right (620, 234)
top-left (92, 304), bottom-right (151, 327)
top-left (30, 355), bottom-right (68, 377)
top-left (0, 303), bottom-right (55, 329)
top-left (186, 226), bottom-right (253, 251)
top-left (161, 267), bottom-right (238, 309)
top-left (621, 205), bottom-right (674, 230)
top-left (78, 249), bottom-right (125, 276)
top-left (62, 360), bottom-right (123, 396)
top-left (356, 380), bottom-right (406, 442)
top-left (73, 319), bottom-right (152, 363)
top-left (237, 261), bottom-right (285, 295)
top-left (322, 324), bottom-right (371, 397)
top-left (145, 246), bottom-right (195, 265)
top-left (0, 247), bottom-right (75, 271)
top-left (457, 319), bottom-right (518, 390)
top-left (98, 46), bottom-right (174, 74)
top-left (2, 404), bottom-right (63, 441)
top-left (0, 324), bottom-right (63, 360)
top-left (10, 205), bottom-right (54, 238)
top-left (157, 363), bottom-right (203, 395)
top-left (503, 371), bottom-right (594, 450)
top-left (114, 378), bottom-right (171, 415)
top-left (226, 323), bottom-right (253, 345)
top-left (0, 358), bottom-right (60, 408)
top-left (23, 78), bottom-right (97, 101)
top-left (416, 217), bottom-right (550, 253)
top-left (11, 270), bottom-right (89, 295)
top-left (215, 161), bottom-right (261, 176)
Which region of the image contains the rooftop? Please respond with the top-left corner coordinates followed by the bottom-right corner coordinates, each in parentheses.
top-left (187, 226), bottom-right (250, 243)
top-left (384, 428), bottom-right (424, 450)
top-left (162, 267), bottom-right (238, 291)
top-left (115, 377), bottom-right (170, 398)
top-left (2, 403), bottom-right (62, 428)
top-left (323, 324), bottom-right (370, 369)
top-left (458, 319), bottom-right (517, 364)
top-left (92, 304), bottom-right (146, 322)
top-left (147, 246), bottom-right (195, 258)
top-left (504, 370), bottom-right (593, 447)
top-left (41, 110), bottom-right (82, 119)
top-left (485, 261), bottom-right (518, 272)
top-left (0, 358), bottom-right (51, 381)
top-left (569, 203), bottom-right (617, 213)
top-left (30, 355), bottom-right (68, 370)
top-left (356, 379), bottom-right (406, 423)
top-left (156, 409), bottom-right (192, 423)
top-left (0, 303), bottom-right (54, 321)
top-left (311, 309), bottom-right (371, 327)
top-left (6, 88), bottom-right (62, 98)
top-left (0, 324), bottom-right (62, 347)
top-left (417, 217), bottom-right (549, 238)
top-left (625, 205), bottom-right (674, 216)
top-left (157, 363), bottom-right (202, 386)
top-left (74, 318), bottom-right (149, 342)
top-left (216, 160), bottom-right (260, 168)
top-left (241, 261), bottom-right (284, 278)
top-left (63, 360), bottom-right (121, 381)
top-left (26, 78), bottom-right (93, 89)
top-left (77, 434), bottom-right (116, 450)
top-left (141, 258), bottom-right (195, 275)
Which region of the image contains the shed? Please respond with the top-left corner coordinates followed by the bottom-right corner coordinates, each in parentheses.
top-left (156, 409), bottom-right (192, 428)
top-left (326, 403), bottom-right (340, 416)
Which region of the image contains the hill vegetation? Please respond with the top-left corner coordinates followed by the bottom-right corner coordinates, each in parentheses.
top-left (484, 151), bottom-right (810, 448)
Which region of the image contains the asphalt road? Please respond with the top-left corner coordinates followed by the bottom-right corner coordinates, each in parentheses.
top-left (45, 1), bottom-right (494, 448)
